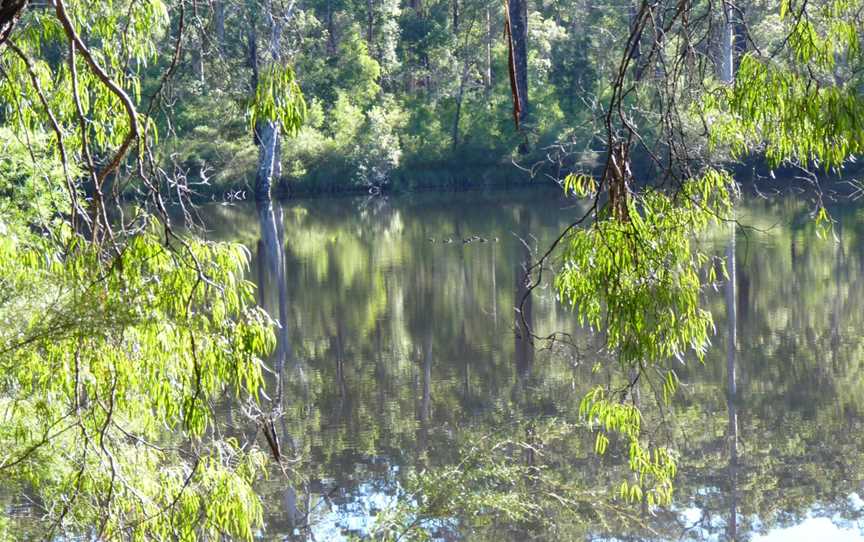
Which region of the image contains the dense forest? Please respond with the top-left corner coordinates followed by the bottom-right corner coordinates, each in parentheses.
top-left (1, 0), bottom-right (863, 539)
top-left (7, 0), bottom-right (862, 197)
top-left (152, 0), bottom-right (863, 195)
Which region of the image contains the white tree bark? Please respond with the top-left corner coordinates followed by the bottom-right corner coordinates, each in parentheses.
top-left (254, 0), bottom-right (285, 200)
top-left (255, 121), bottom-right (282, 200)
top-left (719, 1), bottom-right (735, 84)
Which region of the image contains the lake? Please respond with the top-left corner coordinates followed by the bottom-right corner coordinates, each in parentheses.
top-left (198, 187), bottom-right (864, 541)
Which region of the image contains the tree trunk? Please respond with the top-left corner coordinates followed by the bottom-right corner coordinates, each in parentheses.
top-left (247, 22), bottom-right (260, 145)
top-left (725, 222), bottom-right (738, 541)
top-left (214, 0), bottom-right (226, 51)
top-left (653, 6), bottom-right (666, 79)
top-left (452, 0), bottom-right (458, 33)
top-left (630, 2), bottom-right (649, 80)
top-left (255, 121), bottom-right (282, 201)
top-left (194, 33), bottom-right (206, 84)
top-left (257, 200), bottom-right (290, 368)
top-left (267, 0), bottom-right (282, 60)
top-left (507, 0), bottom-right (528, 124)
top-left (484, 6), bottom-right (492, 97)
top-left (451, 58), bottom-right (470, 149)
top-left (734, 5), bottom-right (746, 73)
top-left (326, 0), bottom-right (337, 56)
top-left (367, 0), bottom-right (374, 47)
top-left (718, 0), bottom-right (735, 83)
top-left (254, 0), bottom-right (284, 200)
top-left (629, 2), bottom-right (642, 62)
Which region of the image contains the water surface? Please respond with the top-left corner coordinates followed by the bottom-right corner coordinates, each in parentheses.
top-left (200, 188), bottom-right (864, 541)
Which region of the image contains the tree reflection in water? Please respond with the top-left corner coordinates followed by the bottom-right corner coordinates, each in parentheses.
top-left (198, 190), bottom-right (864, 541)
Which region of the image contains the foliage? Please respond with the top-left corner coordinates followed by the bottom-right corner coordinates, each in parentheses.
top-left (706, 0), bottom-right (864, 169)
top-left (0, 0), bottom-right (289, 537)
top-left (249, 64), bottom-right (307, 135)
top-left (0, 137), bottom-right (276, 539)
top-left (557, 170), bottom-right (736, 366)
top-left (579, 387), bottom-right (677, 506)
top-left (0, 0), bottom-right (166, 156)
top-left (0, 128), bottom-right (73, 231)
top-left (554, 169), bottom-right (737, 506)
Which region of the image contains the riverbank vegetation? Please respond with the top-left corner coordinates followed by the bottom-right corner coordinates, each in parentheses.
top-left (0, 0), bottom-right (863, 539)
top-left (153, 0), bottom-right (864, 195)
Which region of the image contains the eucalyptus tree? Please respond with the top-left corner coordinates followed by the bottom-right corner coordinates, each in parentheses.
top-left (246, 0), bottom-right (306, 200)
top-left (0, 0), bottom-right (304, 538)
top-left (505, 0), bottom-right (528, 126)
top-left (533, 0), bottom-right (864, 504)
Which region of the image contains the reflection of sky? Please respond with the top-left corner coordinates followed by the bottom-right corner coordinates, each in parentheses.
top-left (674, 493), bottom-right (864, 542)
top-left (307, 481), bottom-right (402, 541)
top-left (296, 478), bottom-right (453, 542)
top-left (221, 192), bottom-right (864, 541)
top-left (753, 493), bottom-right (864, 542)
top-left (277, 487), bottom-right (864, 542)
top-left (754, 518), bottom-right (862, 542)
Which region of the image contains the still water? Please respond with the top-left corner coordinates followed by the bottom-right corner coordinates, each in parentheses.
top-left (200, 188), bottom-right (864, 541)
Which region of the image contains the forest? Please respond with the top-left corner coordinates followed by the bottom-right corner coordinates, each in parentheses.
top-left (0, 0), bottom-right (863, 540)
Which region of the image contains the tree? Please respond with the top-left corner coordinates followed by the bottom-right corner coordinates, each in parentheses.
top-left (248, 0), bottom-right (306, 200)
top-left (506, 0), bottom-right (528, 126)
top-left (0, 0), bottom-right (303, 537)
top-left (542, 0), bottom-right (864, 507)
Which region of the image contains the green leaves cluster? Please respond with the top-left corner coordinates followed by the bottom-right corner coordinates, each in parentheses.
top-left (708, 55), bottom-right (864, 169)
top-left (249, 64), bottom-right (307, 135)
top-left (562, 172), bottom-right (597, 199)
top-left (0, 174), bottom-right (275, 539)
top-left (555, 169), bottom-right (735, 506)
top-left (580, 387), bottom-right (677, 506)
top-left (707, 0), bottom-right (864, 169)
top-left (0, 0), bottom-right (169, 160)
top-left (556, 169), bottom-right (735, 366)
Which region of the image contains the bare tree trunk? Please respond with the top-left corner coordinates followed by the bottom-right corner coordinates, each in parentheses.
top-left (630, 2), bottom-right (650, 80)
top-left (653, 4), bottom-right (666, 79)
top-left (452, 57), bottom-right (470, 149)
top-left (452, 0), bottom-right (458, 32)
top-left (326, 0), bottom-right (337, 55)
top-left (733, 4), bottom-right (746, 73)
top-left (194, 33), bottom-right (206, 84)
top-left (268, 0), bottom-right (282, 60)
top-left (214, 0), bottom-right (226, 51)
top-left (507, 0), bottom-right (528, 124)
top-left (629, 2), bottom-right (642, 62)
top-left (484, 5), bottom-right (492, 97)
top-left (416, 258), bottom-right (434, 457)
top-left (367, 0), bottom-right (374, 46)
top-left (491, 241), bottom-right (498, 327)
top-left (247, 19), bottom-right (259, 118)
top-left (254, 0), bottom-right (284, 200)
top-left (257, 201), bottom-right (290, 368)
top-left (719, 0), bottom-right (735, 83)
top-left (421, 327), bottom-right (432, 428)
top-left (255, 121), bottom-right (282, 200)
top-left (725, 222), bottom-right (739, 541)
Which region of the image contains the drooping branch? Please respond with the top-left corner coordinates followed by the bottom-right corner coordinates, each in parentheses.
top-left (6, 39), bottom-right (90, 231)
top-left (0, 0), bottom-right (27, 46)
top-left (54, 0), bottom-right (140, 188)
top-left (54, 0), bottom-right (141, 244)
